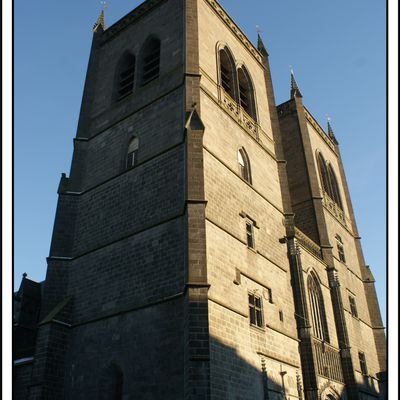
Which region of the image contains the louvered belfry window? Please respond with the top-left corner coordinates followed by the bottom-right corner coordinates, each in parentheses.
top-left (238, 67), bottom-right (256, 120)
top-left (218, 47), bottom-right (258, 121)
top-left (117, 53), bottom-right (135, 100)
top-left (141, 38), bottom-right (161, 86)
top-left (219, 48), bottom-right (236, 101)
top-left (318, 153), bottom-right (331, 195)
top-left (317, 152), bottom-right (343, 210)
top-left (328, 165), bottom-right (343, 210)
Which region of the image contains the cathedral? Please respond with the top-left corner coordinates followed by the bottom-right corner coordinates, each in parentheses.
top-left (13, 0), bottom-right (386, 399)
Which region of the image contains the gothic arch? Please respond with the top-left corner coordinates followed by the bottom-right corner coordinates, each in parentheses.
top-left (237, 64), bottom-right (257, 121)
top-left (238, 147), bottom-right (252, 184)
top-left (139, 35), bottom-right (161, 86)
top-left (320, 385), bottom-right (342, 400)
top-left (217, 44), bottom-right (238, 102)
top-left (327, 163), bottom-right (343, 210)
top-left (307, 271), bottom-right (330, 342)
top-left (316, 151), bottom-right (331, 197)
top-left (316, 151), bottom-right (343, 210)
top-left (114, 51), bottom-right (136, 100)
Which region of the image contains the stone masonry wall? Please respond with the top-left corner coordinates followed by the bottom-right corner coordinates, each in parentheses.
top-left (63, 297), bottom-right (185, 399)
top-left (197, 1), bottom-right (303, 398)
top-left (14, 363), bottom-right (33, 400)
top-left (68, 216), bottom-right (185, 322)
top-left (80, 89), bottom-right (185, 190)
top-left (28, 1), bottom-right (189, 399)
top-left (86, 0), bottom-right (184, 125)
top-left (306, 120), bottom-right (384, 388)
top-left (278, 103), bottom-right (320, 245)
top-left (71, 144), bottom-right (185, 256)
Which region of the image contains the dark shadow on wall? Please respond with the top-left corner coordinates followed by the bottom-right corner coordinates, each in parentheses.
top-left (13, 276), bottom-right (43, 400)
top-left (208, 334), bottom-right (386, 400)
top-left (209, 335), bottom-right (289, 400)
top-left (12, 276), bottom-right (386, 400)
top-left (357, 372), bottom-right (386, 400)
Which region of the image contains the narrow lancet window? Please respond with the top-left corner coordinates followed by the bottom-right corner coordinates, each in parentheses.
top-left (307, 273), bottom-right (330, 342)
top-left (117, 53), bottom-right (136, 100)
top-left (237, 67), bottom-right (257, 120)
top-left (140, 37), bottom-right (161, 86)
top-left (317, 152), bottom-right (343, 210)
top-left (328, 165), bottom-right (343, 209)
top-left (317, 153), bottom-right (331, 196)
top-left (126, 137), bottom-right (139, 169)
top-left (238, 148), bottom-right (252, 184)
top-left (219, 48), bottom-right (237, 101)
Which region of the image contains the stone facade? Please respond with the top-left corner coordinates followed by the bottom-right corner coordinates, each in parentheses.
top-left (13, 0), bottom-right (386, 399)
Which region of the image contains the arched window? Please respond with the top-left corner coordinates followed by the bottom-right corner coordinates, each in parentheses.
top-left (116, 53), bottom-right (136, 100)
top-left (326, 395), bottom-right (339, 400)
top-left (126, 137), bottom-right (139, 169)
top-left (307, 272), bottom-right (330, 342)
top-left (238, 148), bottom-right (252, 184)
top-left (328, 165), bottom-right (343, 210)
top-left (140, 37), bottom-right (161, 86)
top-left (237, 66), bottom-right (257, 121)
top-left (317, 153), bottom-right (343, 209)
top-left (99, 364), bottom-right (123, 400)
top-left (219, 47), bottom-right (237, 101)
top-left (317, 153), bottom-right (331, 196)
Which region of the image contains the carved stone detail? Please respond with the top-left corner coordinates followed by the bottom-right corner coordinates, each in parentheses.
top-left (219, 89), bottom-right (259, 139)
top-left (294, 227), bottom-right (323, 260)
top-left (322, 192), bottom-right (347, 226)
top-left (296, 371), bottom-right (303, 400)
top-left (288, 238), bottom-right (298, 256)
top-left (312, 337), bottom-right (344, 383)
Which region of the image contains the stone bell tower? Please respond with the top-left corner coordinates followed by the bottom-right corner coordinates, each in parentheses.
top-left (16, 0), bottom-right (196, 398)
top-left (277, 72), bottom-right (386, 400)
top-left (13, 1), bottom-right (386, 399)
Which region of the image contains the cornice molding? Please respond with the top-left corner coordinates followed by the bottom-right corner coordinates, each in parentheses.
top-left (303, 106), bottom-right (338, 155)
top-left (101, 0), bottom-right (166, 42)
top-left (204, 0), bottom-right (263, 65)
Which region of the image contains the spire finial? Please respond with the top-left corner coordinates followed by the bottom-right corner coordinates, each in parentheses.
top-left (256, 27), bottom-right (269, 57)
top-left (326, 114), bottom-right (333, 133)
top-left (22, 272), bottom-right (27, 279)
top-left (326, 114), bottom-right (338, 144)
top-left (290, 66), bottom-right (302, 99)
top-left (93, 1), bottom-right (107, 32)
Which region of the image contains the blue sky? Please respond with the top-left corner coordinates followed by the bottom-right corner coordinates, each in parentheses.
top-left (14, 0), bottom-right (386, 325)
